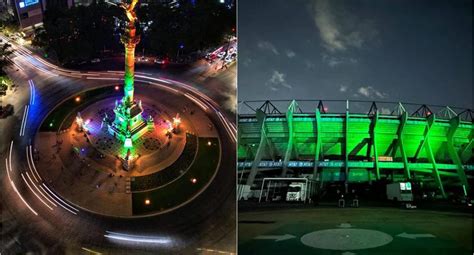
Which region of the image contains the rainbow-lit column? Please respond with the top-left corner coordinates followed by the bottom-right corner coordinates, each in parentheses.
top-left (108, 0), bottom-right (154, 167)
top-left (121, 0), bottom-right (140, 105)
top-left (121, 17), bottom-right (140, 105)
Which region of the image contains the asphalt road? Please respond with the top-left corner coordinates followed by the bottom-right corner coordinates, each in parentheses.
top-left (0, 34), bottom-right (236, 254)
top-left (238, 207), bottom-right (472, 255)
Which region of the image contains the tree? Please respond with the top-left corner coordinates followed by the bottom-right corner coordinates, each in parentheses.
top-left (33, 2), bottom-right (120, 65)
top-left (0, 43), bottom-right (13, 74)
top-left (141, 0), bottom-right (235, 59)
top-left (0, 14), bottom-right (19, 36)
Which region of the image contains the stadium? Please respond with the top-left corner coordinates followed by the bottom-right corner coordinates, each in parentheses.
top-left (237, 99), bottom-right (473, 203)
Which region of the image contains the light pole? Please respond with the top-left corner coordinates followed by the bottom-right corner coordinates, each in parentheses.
top-left (176, 43), bottom-right (184, 62)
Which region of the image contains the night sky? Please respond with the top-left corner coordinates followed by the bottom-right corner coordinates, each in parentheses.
top-left (238, 0), bottom-right (472, 111)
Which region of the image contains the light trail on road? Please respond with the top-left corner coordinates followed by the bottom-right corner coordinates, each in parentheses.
top-left (28, 79), bottom-right (36, 105)
top-left (19, 105), bottom-right (29, 137)
top-left (5, 141), bottom-right (39, 216)
top-left (21, 172), bottom-right (54, 211)
top-left (42, 184), bottom-right (79, 215)
top-left (26, 145), bottom-right (42, 182)
top-left (104, 231), bottom-right (172, 245)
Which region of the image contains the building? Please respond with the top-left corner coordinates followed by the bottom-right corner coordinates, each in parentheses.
top-left (238, 100), bottom-right (473, 200)
top-left (12, 0), bottom-right (43, 30)
top-left (7, 0), bottom-right (74, 31)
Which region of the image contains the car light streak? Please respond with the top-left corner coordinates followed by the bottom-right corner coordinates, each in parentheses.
top-left (26, 146), bottom-right (39, 182)
top-left (148, 82), bottom-right (179, 94)
top-left (104, 231), bottom-right (171, 244)
top-left (25, 171), bottom-right (57, 207)
top-left (19, 105), bottom-right (29, 137)
top-left (184, 93), bottom-right (209, 111)
top-left (21, 173), bottom-right (54, 210)
top-left (196, 248), bottom-right (235, 255)
top-left (28, 146), bottom-right (42, 181)
top-left (42, 184), bottom-right (79, 215)
top-left (28, 79), bottom-right (35, 105)
top-left (11, 180), bottom-right (39, 216)
top-left (86, 77), bottom-right (121, 81)
top-left (6, 141), bottom-right (38, 216)
top-left (217, 111), bottom-right (237, 143)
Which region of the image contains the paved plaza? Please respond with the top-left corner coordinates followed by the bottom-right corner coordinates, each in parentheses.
top-left (238, 207), bottom-right (473, 255)
top-left (32, 85), bottom-right (221, 217)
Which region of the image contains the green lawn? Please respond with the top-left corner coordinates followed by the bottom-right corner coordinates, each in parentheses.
top-left (132, 137), bottom-right (220, 215)
top-left (40, 86), bottom-right (120, 132)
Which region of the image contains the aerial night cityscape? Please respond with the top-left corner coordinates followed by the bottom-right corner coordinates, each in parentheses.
top-left (1, 0), bottom-right (236, 254)
top-left (1, 0), bottom-right (473, 255)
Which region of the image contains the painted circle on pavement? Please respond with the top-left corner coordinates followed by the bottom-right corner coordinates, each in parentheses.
top-left (300, 229), bottom-right (393, 250)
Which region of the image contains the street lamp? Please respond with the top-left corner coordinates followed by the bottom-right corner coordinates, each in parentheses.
top-left (177, 43), bottom-right (184, 61)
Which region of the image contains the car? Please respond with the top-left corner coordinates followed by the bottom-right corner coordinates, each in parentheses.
top-left (225, 55), bottom-right (235, 63)
top-left (217, 51), bottom-right (226, 59)
top-left (91, 58), bottom-right (101, 63)
top-left (137, 57), bottom-right (149, 62)
top-left (154, 58), bottom-right (168, 64)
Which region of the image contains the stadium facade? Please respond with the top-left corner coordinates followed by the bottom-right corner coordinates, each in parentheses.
top-left (238, 100), bottom-right (473, 200)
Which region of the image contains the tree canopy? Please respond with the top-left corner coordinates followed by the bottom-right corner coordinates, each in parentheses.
top-left (33, 0), bottom-right (235, 64)
top-left (0, 43), bottom-right (13, 75)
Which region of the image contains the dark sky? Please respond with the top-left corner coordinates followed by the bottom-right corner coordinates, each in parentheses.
top-left (238, 0), bottom-right (472, 110)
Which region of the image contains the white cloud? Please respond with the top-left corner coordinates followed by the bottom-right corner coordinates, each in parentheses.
top-left (285, 50), bottom-right (296, 58)
top-left (339, 85), bottom-right (348, 92)
top-left (266, 70), bottom-right (292, 91)
top-left (357, 86), bottom-right (387, 99)
top-left (311, 0), bottom-right (377, 52)
top-left (358, 87), bottom-right (370, 97)
top-left (257, 41), bottom-right (279, 55)
top-left (312, 0), bottom-right (346, 52)
top-left (321, 53), bottom-right (358, 68)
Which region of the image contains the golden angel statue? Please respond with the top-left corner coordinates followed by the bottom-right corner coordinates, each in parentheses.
top-left (120, 0), bottom-right (139, 24)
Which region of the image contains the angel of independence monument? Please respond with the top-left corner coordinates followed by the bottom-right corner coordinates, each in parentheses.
top-left (108, 0), bottom-right (154, 169)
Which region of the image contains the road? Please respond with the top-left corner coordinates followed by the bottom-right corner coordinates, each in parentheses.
top-left (0, 34), bottom-right (236, 254)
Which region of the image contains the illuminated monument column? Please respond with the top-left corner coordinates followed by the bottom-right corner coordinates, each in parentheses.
top-left (108, 0), bottom-right (154, 166)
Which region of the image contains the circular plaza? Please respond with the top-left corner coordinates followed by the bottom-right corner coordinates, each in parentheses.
top-left (33, 83), bottom-right (222, 217)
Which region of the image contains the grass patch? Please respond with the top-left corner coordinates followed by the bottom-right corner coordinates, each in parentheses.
top-left (40, 86), bottom-right (121, 132)
top-left (131, 133), bottom-right (198, 191)
top-left (132, 137), bottom-right (220, 215)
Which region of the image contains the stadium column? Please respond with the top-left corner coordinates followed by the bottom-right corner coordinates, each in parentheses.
top-left (264, 127), bottom-right (277, 161)
top-left (447, 116), bottom-right (469, 193)
top-left (424, 114), bottom-right (446, 198)
top-left (313, 108), bottom-right (323, 182)
top-left (370, 111), bottom-right (380, 179)
top-left (246, 109), bottom-right (267, 186)
top-left (413, 112), bottom-right (435, 162)
top-left (397, 111), bottom-right (410, 179)
top-left (282, 100), bottom-right (297, 177)
top-left (459, 130), bottom-right (473, 163)
top-left (344, 100), bottom-right (349, 193)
